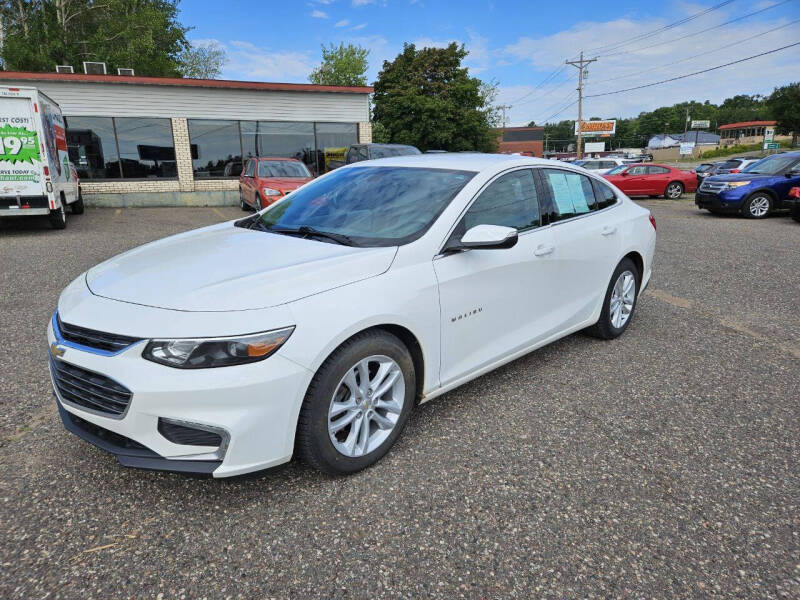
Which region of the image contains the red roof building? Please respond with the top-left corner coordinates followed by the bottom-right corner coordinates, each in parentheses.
top-left (718, 120), bottom-right (776, 139)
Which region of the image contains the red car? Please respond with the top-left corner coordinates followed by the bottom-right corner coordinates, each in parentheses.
top-left (602, 163), bottom-right (696, 199)
top-left (239, 157), bottom-right (313, 210)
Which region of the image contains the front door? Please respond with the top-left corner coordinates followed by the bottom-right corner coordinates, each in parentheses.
top-left (622, 165), bottom-right (650, 195)
top-left (434, 168), bottom-right (558, 386)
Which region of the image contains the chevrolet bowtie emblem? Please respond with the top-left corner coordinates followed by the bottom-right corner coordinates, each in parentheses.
top-left (50, 342), bottom-right (66, 358)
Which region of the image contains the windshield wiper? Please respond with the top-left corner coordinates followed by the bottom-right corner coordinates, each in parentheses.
top-left (268, 225), bottom-right (356, 246)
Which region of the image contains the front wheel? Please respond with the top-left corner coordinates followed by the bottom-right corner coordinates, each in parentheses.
top-left (585, 258), bottom-right (639, 340)
top-left (791, 205), bottom-right (800, 223)
top-left (296, 330), bottom-right (415, 475)
top-left (239, 189), bottom-right (249, 211)
top-left (48, 204), bottom-right (67, 229)
top-left (741, 193), bottom-right (772, 219)
top-left (664, 181), bottom-right (684, 199)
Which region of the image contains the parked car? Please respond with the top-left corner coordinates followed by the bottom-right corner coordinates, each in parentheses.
top-left (624, 153), bottom-right (653, 163)
top-left (48, 154), bottom-right (656, 477)
top-left (239, 157), bottom-right (313, 211)
top-left (327, 143), bottom-right (421, 170)
top-left (603, 163), bottom-right (697, 198)
top-left (787, 186), bottom-right (800, 223)
top-left (574, 158), bottom-right (628, 173)
top-left (713, 157), bottom-right (760, 174)
top-left (695, 152), bottom-right (800, 218)
top-left (695, 162), bottom-right (718, 186)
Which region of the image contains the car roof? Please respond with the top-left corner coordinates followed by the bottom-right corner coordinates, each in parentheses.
top-left (254, 157), bottom-right (300, 162)
top-left (345, 152), bottom-right (557, 173)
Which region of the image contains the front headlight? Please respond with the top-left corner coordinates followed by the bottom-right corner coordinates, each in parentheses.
top-left (722, 181), bottom-right (751, 190)
top-left (262, 187), bottom-right (281, 196)
top-left (142, 327), bottom-right (294, 369)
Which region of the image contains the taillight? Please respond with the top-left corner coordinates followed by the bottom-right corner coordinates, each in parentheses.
top-left (730, 169), bottom-right (740, 173)
top-left (649, 214), bottom-right (657, 230)
top-left (43, 166), bottom-right (49, 176)
top-left (789, 187), bottom-right (800, 199)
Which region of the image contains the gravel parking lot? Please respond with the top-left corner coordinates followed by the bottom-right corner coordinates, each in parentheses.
top-left (1, 200), bottom-right (798, 599)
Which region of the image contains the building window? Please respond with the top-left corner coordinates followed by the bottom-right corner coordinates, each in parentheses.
top-left (188, 119), bottom-right (243, 178)
top-left (315, 122), bottom-right (358, 174)
top-left (114, 117), bottom-right (176, 178)
top-left (65, 116), bottom-right (120, 179)
top-left (240, 121), bottom-right (316, 174)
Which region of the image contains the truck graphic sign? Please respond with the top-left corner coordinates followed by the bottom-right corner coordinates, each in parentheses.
top-left (0, 123), bottom-right (40, 164)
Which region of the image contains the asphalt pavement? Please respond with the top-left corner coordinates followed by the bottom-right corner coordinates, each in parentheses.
top-left (1, 200), bottom-right (798, 599)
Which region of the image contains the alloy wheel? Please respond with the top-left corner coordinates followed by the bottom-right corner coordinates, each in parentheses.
top-left (748, 196), bottom-right (770, 218)
top-left (609, 270), bottom-right (636, 329)
top-left (327, 355), bottom-right (405, 457)
top-left (666, 183), bottom-right (683, 199)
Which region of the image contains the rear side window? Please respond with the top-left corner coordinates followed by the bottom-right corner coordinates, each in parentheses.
top-left (540, 169), bottom-right (597, 221)
top-left (591, 179), bottom-right (618, 210)
top-left (647, 166), bottom-right (670, 174)
top-left (244, 160), bottom-right (255, 177)
top-left (463, 169), bottom-right (540, 232)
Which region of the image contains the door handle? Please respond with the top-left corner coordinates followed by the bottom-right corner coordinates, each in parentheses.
top-left (534, 244), bottom-right (555, 256)
top-left (601, 226), bottom-right (617, 236)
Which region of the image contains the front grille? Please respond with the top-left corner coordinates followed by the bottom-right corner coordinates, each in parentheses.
top-left (700, 181), bottom-right (726, 193)
top-left (50, 359), bottom-right (132, 417)
top-left (158, 419), bottom-right (223, 447)
top-left (57, 313), bottom-right (142, 353)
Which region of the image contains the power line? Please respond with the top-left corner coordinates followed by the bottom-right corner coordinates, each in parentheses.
top-left (599, 0), bottom-right (794, 58)
top-left (525, 90), bottom-right (578, 123)
top-left (586, 41), bottom-right (800, 98)
top-left (591, 17), bottom-right (800, 86)
top-left (539, 99), bottom-right (578, 124)
top-left (513, 74), bottom-right (575, 108)
top-left (582, 0), bottom-right (738, 56)
top-left (506, 65), bottom-right (568, 105)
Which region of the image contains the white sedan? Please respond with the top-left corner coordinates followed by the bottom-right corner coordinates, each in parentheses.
top-left (48, 154), bottom-right (656, 477)
top-left (574, 157), bottom-right (629, 173)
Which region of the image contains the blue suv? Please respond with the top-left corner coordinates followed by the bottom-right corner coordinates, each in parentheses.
top-left (695, 152), bottom-right (800, 218)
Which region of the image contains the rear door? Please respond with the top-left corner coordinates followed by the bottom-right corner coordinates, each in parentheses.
top-left (537, 168), bottom-right (623, 328)
top-left (0, 95), bottom-right (46, 203)
top-left (645, 165), bottom-right (671, 195)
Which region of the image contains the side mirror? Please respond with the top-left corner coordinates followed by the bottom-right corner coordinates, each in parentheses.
top-left (458, 224), bottom-right (518, 250)
top-left (621, 171), bottom-right (629, 176)
top-left (786, 170), bottom-right (800, 178)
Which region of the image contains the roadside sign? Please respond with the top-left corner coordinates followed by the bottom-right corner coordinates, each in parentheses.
top-left (764, 127), bottom-right (775, 142)
top-left (679, 142), bottom-right (695, 155)
top-left (575, 120), bottom-right (616, 136)
top-left (763, 142), bottom-right (780, 150)
top-left (690, 120), bottom-right (710, 129)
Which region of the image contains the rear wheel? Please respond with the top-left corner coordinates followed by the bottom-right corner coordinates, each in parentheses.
top-left (791, 204), bottom-right (800, 223)
top-left (585, 258), bottom-right (639, 340)
top-left (70, 188), bottom-right (85, 214)
top-left (48, 203), bottom-right (67, 229)
top-left (664, 181), bottom-right (683, 199)
top-left (296, 330), bottom-right (415, 475)
top-left (741, 193), bottom-right (772, 219)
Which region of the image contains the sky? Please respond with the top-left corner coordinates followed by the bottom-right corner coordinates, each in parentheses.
top-left (180, 0), bottom-right (800, 126)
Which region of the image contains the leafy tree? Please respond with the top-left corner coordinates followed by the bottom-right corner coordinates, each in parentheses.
top-left (309, 42), bottom-right (369, 87)
top-left (372, 42), bottom-right (498, 152)
top-left (179, 40), bottom-right (227, 79)
top-left (767, 82), bottom-right (800, 147)
top-left (0, 0), bottom-right (189, 77)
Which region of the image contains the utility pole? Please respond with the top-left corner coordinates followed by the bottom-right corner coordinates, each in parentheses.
top-left (498, 104), bottom-right (511, 129)
top-left (566, 51), bottom-right (597, 160)
top-left (684, 107), bottom-right (690, 134)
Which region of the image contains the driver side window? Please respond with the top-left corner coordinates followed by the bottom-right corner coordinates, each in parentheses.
top-left (244, 159), bottom-right (256, 177)
top-left (628, 166), bottom-right (648, 175)
top-left (461, 169), bottom-right (540, 232)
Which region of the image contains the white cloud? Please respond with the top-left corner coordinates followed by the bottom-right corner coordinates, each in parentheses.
top-left (412, 29), bottom-right (491, 74)
top-left (350, 22), bottom-right (368, 30)
top-left (500, 9), bottom-right (800, 126)
top-left (334, 19), bottom-right (350, 27)
top-left (223, 41), bottom-right (314, 82)
top-left (352, 0), bottom-right (375, 5)
top-left (311, 9), bottom-right (329, 18)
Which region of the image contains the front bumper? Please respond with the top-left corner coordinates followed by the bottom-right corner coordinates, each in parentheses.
top-left (48, 318), bottom-right (313, 478)
top-left (694, 191), bottom-right (744, 213)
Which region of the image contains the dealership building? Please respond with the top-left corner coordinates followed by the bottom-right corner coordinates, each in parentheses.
top-left (0, 71), bottom-right (373, 206)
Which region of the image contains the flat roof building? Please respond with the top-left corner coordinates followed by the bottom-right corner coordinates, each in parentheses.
top-left (497, 127), bottom-right (544, 157)
top-left (0, 71), bottom-right (373, 206)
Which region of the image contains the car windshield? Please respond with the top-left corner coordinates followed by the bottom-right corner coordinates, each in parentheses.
top-left (370, 145), bottom-right (422, 159)
top-left (606, 165), bottom-right (627, 175)
top-left (255, 166), bottom-right (475, 247)
top-left (257, 161), bottom-right (310, 178)
top-left (743, 155), bottom-right (798, 175)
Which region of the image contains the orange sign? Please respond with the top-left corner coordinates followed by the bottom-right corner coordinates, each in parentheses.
top-left (574, 120), bottom-right (616, 136)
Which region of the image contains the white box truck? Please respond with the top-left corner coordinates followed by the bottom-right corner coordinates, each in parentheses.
top-left (0, 86), bottom-right (82, 229)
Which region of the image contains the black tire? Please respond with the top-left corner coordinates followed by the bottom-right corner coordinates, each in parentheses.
top-left (741, 193), bottom-right (772, 219)
top-left (296, 330), bottom-right (416, 475)
top-left (70, 188), bottom-right (84, 214)
top-left (791, 205), bottom-right (800, 223)
top-left (48, 204), bottom-right (67, 229)
top-left (254, 194), bottom-right (263, 211)
top-left (585, 258), bottom-right (639, 340)
top-left (239, 189), bottom-right (249, 211)
top-left (664, 181), bottom-right (683, 199)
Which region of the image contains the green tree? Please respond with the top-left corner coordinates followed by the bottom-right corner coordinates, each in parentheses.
top-left (372, 42), bottom-right (497, 152)
top-left (0, 0), bottom-right (189, 77)
top-left (179, 40), bottom-right (227, 79)
top-left (309, 42), bottom-right (369, 87)
top-left (767, 82), bottom-right (800, 147)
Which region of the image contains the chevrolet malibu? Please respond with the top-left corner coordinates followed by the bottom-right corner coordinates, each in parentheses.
top-left (48, 154), bottom-right (656, 477)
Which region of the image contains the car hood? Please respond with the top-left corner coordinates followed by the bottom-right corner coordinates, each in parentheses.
top-left (705, 173), bottom-right (773, 183)
top-left (256, 177), bottom-right (311, 191)
top-left (85, 222), bottom-right (397, 312)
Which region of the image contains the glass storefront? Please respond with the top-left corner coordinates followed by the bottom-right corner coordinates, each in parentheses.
top-left (188, 120), bottom-right (243, 178)
top-left (65, 116), bottom-right (120, 179)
